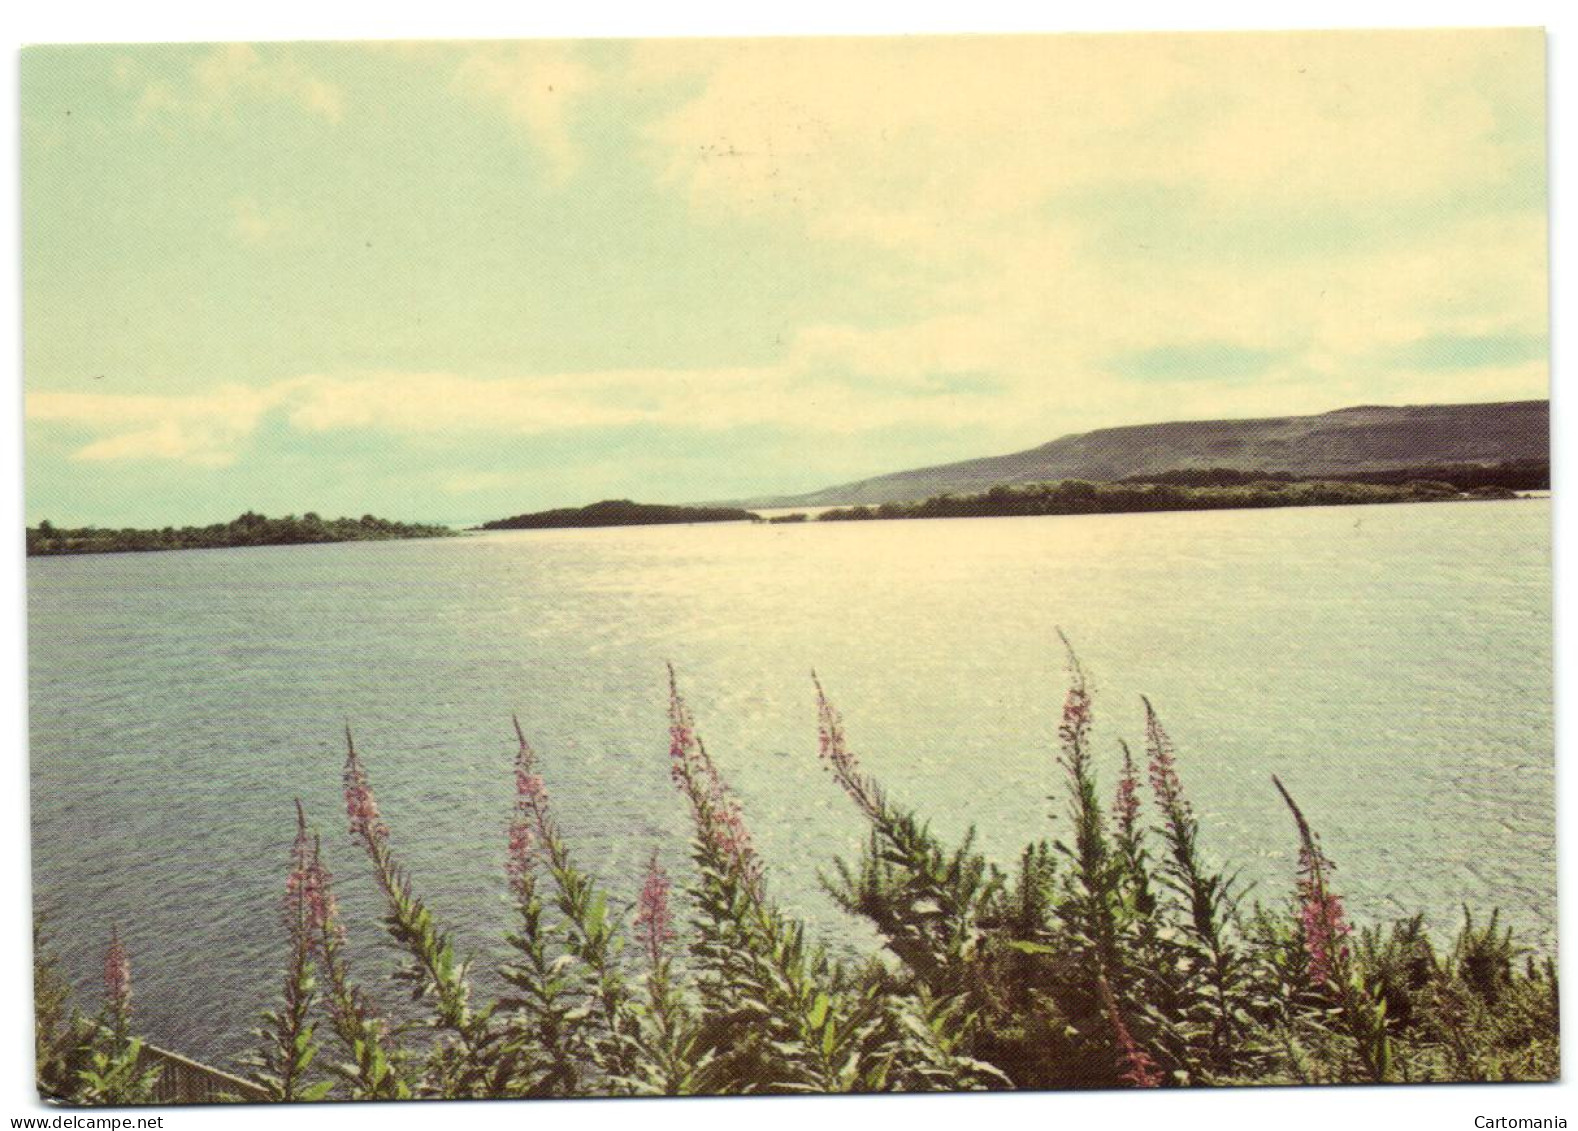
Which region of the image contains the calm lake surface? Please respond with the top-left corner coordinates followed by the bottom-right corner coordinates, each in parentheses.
top-left (28, 499), bottom-right (1554, 1063)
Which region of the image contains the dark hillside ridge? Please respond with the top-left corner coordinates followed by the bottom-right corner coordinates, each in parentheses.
top-left (729, 400), bottom-right (1548, 508)
top-left (1122, 459), bottom-right (1548, 491)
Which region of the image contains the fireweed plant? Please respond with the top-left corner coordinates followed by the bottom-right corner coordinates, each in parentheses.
top-left (32, 922), bottom-right (164, 1106)
top-left (34, 648), bottom-right (1559, 1102)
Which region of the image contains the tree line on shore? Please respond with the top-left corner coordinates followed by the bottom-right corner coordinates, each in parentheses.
top-left (26, 461), bottom-right (1543, 550)
top-left (26, 511), bottom-right (456, 557)
top-left (813, 476), bottom-right (1520, 523)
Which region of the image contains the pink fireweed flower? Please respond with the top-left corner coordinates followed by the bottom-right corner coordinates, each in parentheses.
top-left (1296, 843), bottom-right (1352, 986)
top-left (286, 802), bottom-right (343, 954)
top-left (342, 729), bottom-right (388, 852)
top-left (1273, 775), bottom-right (1352, 988)
top-left (1113, 741), bottom-right (1142, 839)
top-left (814, 675), bottom-right (882, 819)
top-left (506, 716), bottom-right (557, 898)
top-left (699, 771), bottom-right (761, 890)
top-left (1061, 682), bottom-right (1092, 747)
top-left (103, 926), bottom-right (131, 1018)
top-left (286, 800), bottom-right (313, 891)
top-left (285, 800), bottom-right (315, 942)
top-left (667, 665), bottom-right (763, 895)
top-left (1099, 977), bottom-right (1161, 1088)
top-left (1056, 631), bottom-right (1094, 779)
top-left (305, 838), bottom-right (343, 949)
top-left (505, 814), bottom-right (538, 899)
top-left (634, 850), bottom-right (677, 968)
top-left (1143, 698), bottom-right (1189, 819)
top-left (667, 668), bottom-right (695, 777)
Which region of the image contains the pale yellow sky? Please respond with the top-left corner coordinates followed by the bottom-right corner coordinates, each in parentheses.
top-left (22, 30), bottom-right (1548, 524)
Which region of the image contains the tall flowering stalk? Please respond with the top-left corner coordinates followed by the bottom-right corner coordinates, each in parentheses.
top-left (1143, 700), bottom-right (1233, 948)
top-left (1142, 698), bottom-right (1241, 1075)
top-left (818, 674), bottom-right (1001, 983)
top-left (1271, 777), bottom-right (1352, 986)
top-left (1110, 739), bottom-right (1159, 972)
top-left (76, 929), bottom-right (160, 1105)
top-left (1272, 776), bottom-right (1390, 1081)
top-left (1054, 635), bottom-right (1121, 981)
top-left (635, 850), bottom-right (677, 969)
top-left (668, 667), bottom-right (860, 1093)
top-left (503, 717), bottom-right (637, 1090)
top-left (815, 675), bottom-right (1012, 1088)
top-left (1113, 740), bottom-right (1143, 841)
top-left (300, 818), bottom-right (408, 1101)
top-left (1036, 640), bottom-right (1178, 1088)
top-left (103, 927), bottom-right (131, 1039)
top-left (246, 799), bottom-right (406, 1101)
top-left (1297, 845), bottom-right (1352, 987)
top-left (243, 802), bottom-right (329, 1100)
top-left (342, 733), bottom-right (387, 853)
top-left (498, 726), bottom-right (591, 1097)
top-left (668, 669), bottom-right (763, 896)
top-left (814, 675), bottom-right (883, 820)
top-left (627, 850), bottom-right (711, 1095)
top-left (505, 733), bottom-right (544, 902)
top-left (341, 729), bottom-right (499, 1097)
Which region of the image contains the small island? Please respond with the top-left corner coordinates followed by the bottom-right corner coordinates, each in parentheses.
top-left (478, 499), bottom-right (760, 530)
top-left (26, 511), bottom-right (457, 557)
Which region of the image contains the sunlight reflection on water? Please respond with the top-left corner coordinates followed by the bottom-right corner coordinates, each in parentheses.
top-left (28, 499), bottom-right (1553, 1062)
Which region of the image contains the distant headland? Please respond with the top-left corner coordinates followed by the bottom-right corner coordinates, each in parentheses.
top-left (723, 400), bottom-right (1549, 509)
top-left (26, 511), bottom-right (457, 557)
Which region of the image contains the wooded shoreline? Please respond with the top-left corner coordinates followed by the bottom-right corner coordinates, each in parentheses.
top-left (26, 460), bottom-right (1547, 553)
top-left (26, 511), bottom-right (457, 557)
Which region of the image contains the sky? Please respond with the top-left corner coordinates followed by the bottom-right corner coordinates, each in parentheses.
top-left (20, 29), bottom-right (1549, 527)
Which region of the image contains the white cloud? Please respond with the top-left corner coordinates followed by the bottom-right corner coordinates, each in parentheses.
top-left (26, 384), bottom-right (284, 467)
top-left (74, 424), bottom-right (239, 469)
top-left (26, 32), bottom-right (1549, 479)
top-left (25, 227), bottom-right (1551, 479)
top-left (626, 30), bottom-right (1546, 412)
top-left (23, 348), bottom-right (1030, 470)
top-left (284, 371), bottom-right (647, 434)
top-left (229, 196), bottom-right (295, 246)
top-left (639, 31), bottom-right (1542, 244)
top-left (130, 44), bottom-right (344, 123)
top-left (453, 43), bottom-right (596, 182)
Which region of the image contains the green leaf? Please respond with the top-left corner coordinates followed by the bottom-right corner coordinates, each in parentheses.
top-left (585, 892), bottom-right (608, 940)
top-left (808, 993), bottom-right (831, 1031)
top-left (1005, 940), bottom-right (1059, 956)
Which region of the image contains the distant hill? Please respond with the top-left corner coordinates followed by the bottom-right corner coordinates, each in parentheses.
top-left (732, 400), bottom-right (1549, 508)
top-left (479, 499), bottom-right (758, 530)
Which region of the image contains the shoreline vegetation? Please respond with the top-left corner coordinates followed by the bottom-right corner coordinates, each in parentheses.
top-left (812, 475), bottom-right (1523, 524)
top-left (25, 511), bottom-right (458, 558)
top-left (36, 652), bottom-right (1557, 1104)
top-left (477, 462), bottom-right (1542, 531)
top-left (26, 461), bottom-right (1546, 553)
top-left (477, 499), bottom-right (758, 530)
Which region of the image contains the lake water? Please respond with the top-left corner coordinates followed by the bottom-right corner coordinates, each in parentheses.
top-left (28, 499), bottom-right (1554, 1064)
